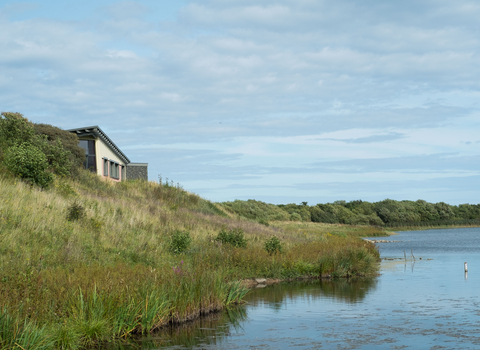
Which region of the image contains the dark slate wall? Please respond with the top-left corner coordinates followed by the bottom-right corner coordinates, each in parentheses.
top-left (126, 164), bottom-right (148, 180)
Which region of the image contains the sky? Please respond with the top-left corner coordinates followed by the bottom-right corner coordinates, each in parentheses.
top-left (1, 0), bottom-right (479, 205)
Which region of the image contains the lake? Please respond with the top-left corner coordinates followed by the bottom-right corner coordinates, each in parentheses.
top-left (123, 227), bottom-right (480, 349)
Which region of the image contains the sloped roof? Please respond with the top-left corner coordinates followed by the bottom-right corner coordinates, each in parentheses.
top-left (67, 125), bottom-right (130, 164)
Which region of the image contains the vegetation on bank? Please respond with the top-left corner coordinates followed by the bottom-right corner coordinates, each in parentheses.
top-left (221, 198), bottom-right (480, 228)
top-left (0, 112), bottom-right (380, 349)
top-left (0, 173), bottom-right (381, 349)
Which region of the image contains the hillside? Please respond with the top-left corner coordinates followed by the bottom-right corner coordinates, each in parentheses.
top-left (0, 170), bottom-right (382, 349)
top-left (0, 112), bottom-right (384, 348)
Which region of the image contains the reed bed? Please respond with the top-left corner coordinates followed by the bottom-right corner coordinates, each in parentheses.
top-left (0, 172), bottom-right (380, 349)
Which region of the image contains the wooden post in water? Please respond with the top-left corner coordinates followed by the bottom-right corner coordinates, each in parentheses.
top-left (404, 250), bottom-right (407, 261)
top-left (411, 249), bottom-right (415, 261)
top-left (464, 262), bottom-right (468, 273)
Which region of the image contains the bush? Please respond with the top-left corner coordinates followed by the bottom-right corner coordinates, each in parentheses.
top-left (66, 202), bottom-right (85, 221)
top-left (39, 137), bottom-right (73, 177)
top-left (264, 236), bottom-right (282, 255)
top-left (290, 212), bottom-right (302, 221)
top-left (282, 203), bottom-right (311, 222)
top-left (4, 143), bottom-right (53, 188)
top-left (33, 123), bottom-right (84, 176)
top-left (258, 218), bottom-right (269, 226)
top-left (215, 228), bottom-right (247, 248)
top-left (0, 112), bottom-right (81, 183)
top-left (169, 230), bottom-right (192, 254)
top-left (310, 206), bottom-right (338, 223)
top-left (220, 199), bottom-right (290, 221)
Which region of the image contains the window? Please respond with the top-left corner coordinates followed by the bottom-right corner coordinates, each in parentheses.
top-left (79, 140), bottom-right (96, 172)
top-left (110, 161), bottom-right (119, 179)
top-left (110, 162), bottom-right (115, 178)
top-left (103, 158), bottom-right (109, 176)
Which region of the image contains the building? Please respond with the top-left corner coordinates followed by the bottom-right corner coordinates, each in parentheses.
top-left (68, 126), bottom-right (148, 181)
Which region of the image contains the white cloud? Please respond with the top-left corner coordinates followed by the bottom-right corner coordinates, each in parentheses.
top-left (1, 0), bottom-right (480, 204)
top-left (159, 92), bottom-right (184, 102)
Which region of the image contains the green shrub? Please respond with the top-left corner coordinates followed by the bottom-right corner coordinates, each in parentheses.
top-left (33, 122), bottom-right (84, 174)
top-left (290, 212), bottom-right (302, 221)
top-left (215, 228), bottom-right (247, 248)
top-left (0, 112), bottom-right (36, 147)
top-left (264, 236), bottom-right (283, 255)
top-left (220, 199), bottom-right (290, 221)
top-left (0, 112), bottom-right (83, 180)
top-left (40, 136), bottom-right (73, 177)
top-left (67, 202), bottom-right (86, 221)
top-left (4, 143), bottom-right (53, 188)
top-left (281, 203), bottom-right (312, 222)
top-left (169, 230), bottom-right (192, 254)
top-left (258, 218), bottom-right (269, 226)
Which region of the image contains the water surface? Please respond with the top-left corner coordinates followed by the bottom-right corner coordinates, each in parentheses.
top-left (124, 227), bottom-right (480, 349)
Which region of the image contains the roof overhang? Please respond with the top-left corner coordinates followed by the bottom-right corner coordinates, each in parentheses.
top-left (67, 125), bottom-right (131, 164)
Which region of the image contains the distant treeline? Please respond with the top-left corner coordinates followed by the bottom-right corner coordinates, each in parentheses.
top-left (220, 199), bottom-right (480, 227)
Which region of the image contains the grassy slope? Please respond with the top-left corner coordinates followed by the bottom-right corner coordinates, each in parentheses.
top-left (0, 171), bottom-right (381, 349)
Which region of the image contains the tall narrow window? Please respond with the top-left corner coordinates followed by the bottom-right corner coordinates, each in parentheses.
top-left (79, 140), bottom-right (96, 172)
top-left (110, 161), bottom-right (115, 178)
top-left (103, 158), bottom-right (109, 176)
top-left (109, 161), bottom-right (119, 179)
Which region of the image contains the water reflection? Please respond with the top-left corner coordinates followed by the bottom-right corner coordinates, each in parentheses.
top-left (109, 307), bottom-right (247, 349)
top-left (109, 278), bottom-right (377, 349)
top-left (157, 307), bottom-right (247, 348)
top-left (247, 278), bottom-right (378, 307)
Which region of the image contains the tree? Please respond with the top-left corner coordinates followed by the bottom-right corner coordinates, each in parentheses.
top-left (0, 112), bottom-right (36, 149)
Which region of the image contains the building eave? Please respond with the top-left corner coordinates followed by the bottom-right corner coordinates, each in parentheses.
top-left (67, 125), bottom-right (131, 164)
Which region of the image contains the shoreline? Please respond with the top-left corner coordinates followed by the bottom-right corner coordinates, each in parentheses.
top-left (242, 272), bottom-right (379, 289)
top-left (385, 224), bottom-right (480, 232)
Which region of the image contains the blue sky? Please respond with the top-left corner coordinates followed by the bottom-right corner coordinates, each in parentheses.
top-left (1, 0), bottom-right (479, 205)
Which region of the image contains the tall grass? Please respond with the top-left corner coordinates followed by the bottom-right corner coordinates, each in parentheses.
top-left (0, 172), bottom-right (380, 348)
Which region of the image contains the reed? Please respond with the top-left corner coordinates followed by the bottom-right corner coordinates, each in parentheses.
top-left (0, 307), bottom-right (53, 350)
